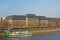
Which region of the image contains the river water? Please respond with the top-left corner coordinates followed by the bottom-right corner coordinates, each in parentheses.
top-left (1, 32), bottom-right (60, 40)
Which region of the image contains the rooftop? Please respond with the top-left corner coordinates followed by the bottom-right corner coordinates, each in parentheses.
top-left (6, 14), bottom-right (46, 20)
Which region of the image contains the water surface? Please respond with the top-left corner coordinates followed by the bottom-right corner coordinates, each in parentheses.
top-left (2, 32), bottom-right (60, 40)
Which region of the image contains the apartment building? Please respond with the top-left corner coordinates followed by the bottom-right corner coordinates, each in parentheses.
top-left (5, 14), bottom-right (60, 29)
top-left (6, 14), bottom-right (46, 28)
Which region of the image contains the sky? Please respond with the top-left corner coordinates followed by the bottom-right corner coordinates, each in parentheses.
top-left (0, 0), bottom-right (60, 17)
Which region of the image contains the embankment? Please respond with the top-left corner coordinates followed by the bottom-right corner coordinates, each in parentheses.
top-left (30, 28), bottom-right (60, 35)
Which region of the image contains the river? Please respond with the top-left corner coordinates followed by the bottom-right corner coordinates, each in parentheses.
top-left (1, 32), bottom-right (60, 40)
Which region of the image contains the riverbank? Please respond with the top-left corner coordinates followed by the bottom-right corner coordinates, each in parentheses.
top-left (29, 28), bottom-right (60, 35)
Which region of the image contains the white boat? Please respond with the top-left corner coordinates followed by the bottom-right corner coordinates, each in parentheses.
top-left (9, 31), bottom-right (32, 37)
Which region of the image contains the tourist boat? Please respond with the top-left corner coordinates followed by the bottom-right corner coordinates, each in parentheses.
top-left (9, 31), bottom-right (32, 37)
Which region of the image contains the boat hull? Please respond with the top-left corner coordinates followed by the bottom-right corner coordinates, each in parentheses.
top-left (9, 31), bottom-right (32, 37)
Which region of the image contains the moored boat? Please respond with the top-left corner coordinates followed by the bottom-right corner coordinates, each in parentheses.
top-left (9, 31), bottom-right (32, 37)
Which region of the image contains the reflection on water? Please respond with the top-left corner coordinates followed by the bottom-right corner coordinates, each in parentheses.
top-left (1, 36), bottom-right (32, 40)
top-left (0, 37), bottom-right (8, 40)
top-left (1, 32), bottom-right (60, 40)
top-left (8, 36), bottom-right (32, 40)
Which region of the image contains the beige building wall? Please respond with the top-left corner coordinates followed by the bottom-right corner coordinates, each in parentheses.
top-left (28, 18), bottom-right (39, 27)
top-left (8, 18), bottom-right (39, 28)
top-left (39, 20), bottom-right (48, 27)
top-left (48, 20), bottom-right (57, 27)
top-left (56, 21), bottom-right (60, 27)
top-left (7, 18), bottom-right (60, 28)
top-left (8, 20), bottom-right (26, 28)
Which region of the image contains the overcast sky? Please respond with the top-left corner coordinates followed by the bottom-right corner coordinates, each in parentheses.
top-left (0, 0), bottom-right (60, 17)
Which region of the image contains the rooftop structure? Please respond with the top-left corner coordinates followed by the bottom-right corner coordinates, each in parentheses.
top-left (6, 14), bottom-right (46, 20)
